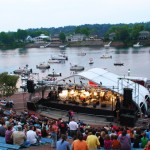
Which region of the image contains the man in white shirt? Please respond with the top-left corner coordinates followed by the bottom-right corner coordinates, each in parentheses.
top-left (68, 118), bottom-right (78, 139)
top-left (26, 125), bottom-right (38, 145)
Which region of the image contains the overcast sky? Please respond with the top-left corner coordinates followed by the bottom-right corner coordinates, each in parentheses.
top-left (0, 0), bottom-right (149, 32)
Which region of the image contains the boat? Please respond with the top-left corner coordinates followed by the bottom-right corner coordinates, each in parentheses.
top-left (100, 55), bottom-right (112, 59)
top-left (48, 72), bottom-right (62, 77)
top-left (40, 43), bottom-right (51, 48)
top-left (77, 52), bottom-right (86, 56)
top-left (48, 59), bottom-right (62, 64)
top-left (59, 45), bottom-right (66, 50)
top-left (36, 63), bottom-right (50, 69)
top-left (70, 65), bottom-right (84, 71)
top-left (42, 76), bottom-right (58, 82)
top-left (13, 65), bottom-right (32, 75)
top-left (58, 53), bottom-right (68, 60)
top-left (51, 54), bottom-right (68, 60)
top-left (133, 42), bottom-right (143, 48)
top-left (104, 41), bottom-right (112, 48)
top-left (89, 58), bottom-right (94, 64)
top-left (40, 46), bottom-right (45, 48)
top-left (114, 62), bottom-right (124, 66)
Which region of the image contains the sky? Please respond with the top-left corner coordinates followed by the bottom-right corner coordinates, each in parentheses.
top-left (0, 0), bottom-right (149, 32)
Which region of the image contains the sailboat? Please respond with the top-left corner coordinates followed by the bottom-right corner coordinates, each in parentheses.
top-left (89, 58), bottom-right (94, 64)
top-left (104, 41), bottom-right (112, 48)
top-left (133, 42), bottom-right (143, 48)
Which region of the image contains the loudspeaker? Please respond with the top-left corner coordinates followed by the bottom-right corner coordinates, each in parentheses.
top-left (27, 80), bottom-right (35, 93)
top-left (27, 101), bottom-right (37, 111)
top-left (123, 88), bottom-right (132, 107)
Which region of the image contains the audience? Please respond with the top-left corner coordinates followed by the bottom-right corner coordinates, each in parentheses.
top-left (0, 102), bottom-right (149, 150)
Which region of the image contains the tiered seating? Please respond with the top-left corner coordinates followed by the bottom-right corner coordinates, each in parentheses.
top-left (0, 136), bottom-right (52, 150)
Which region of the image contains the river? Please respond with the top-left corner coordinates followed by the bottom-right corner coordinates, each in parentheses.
top-left (0, 46), bottom-right (150, 80)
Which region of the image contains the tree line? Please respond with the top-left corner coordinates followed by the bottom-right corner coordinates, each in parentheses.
top-left (0, 22), bottom-right (150, 49)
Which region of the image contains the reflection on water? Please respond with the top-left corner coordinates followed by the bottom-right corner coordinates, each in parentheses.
top-left (18, 48), bottom-right (28, 55)
top-left (0, 46), bottom-right (150, 79)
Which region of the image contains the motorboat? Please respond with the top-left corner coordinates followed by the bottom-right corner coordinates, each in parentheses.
top-left (48, 59), bottom-right (62, 63)
top-left (77, 52), bottom-right (86, 56)
top-left (70, 65), bottom-right (84, 71)
top-left (13, 65), bottom-right (32, 75)
top-left (89, 58), bottom-right (94, 64)
top-left (51, 54), bottom-right (68, 60)
top-left (100, 55), bottom-right (112, 59)
top-left (133, 42), bottom-right (143, 48)
top-left (59, 45), bottom-right (66, 50)
top-left (104, 41), bottom-right (112, 48)
top-left (114, 62), bottom-right (124, 66)
top-left (58, 53), bottom-right (68, 60)
top-left (48, 72), bottom-right (62, 77)
top-left (36, 62), bottom-right (50, 69)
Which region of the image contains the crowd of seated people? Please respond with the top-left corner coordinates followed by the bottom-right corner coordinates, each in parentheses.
top-left (0, 104), bottom-right (150, 150)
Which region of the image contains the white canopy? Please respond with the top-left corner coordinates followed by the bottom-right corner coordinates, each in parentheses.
top-left (57, 68), bottom-right (150, 110)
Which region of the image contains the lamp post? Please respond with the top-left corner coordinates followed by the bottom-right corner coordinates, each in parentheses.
top-left (112, 98), bottom-right (114, 112)
top-left (128, 69), bottom-right (130, 76)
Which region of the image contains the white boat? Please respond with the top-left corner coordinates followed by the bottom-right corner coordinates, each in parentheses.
top-left (77, 52), bottom-right (86, 56)
top-left (48, 59), bottom-right (61, 63)
top-left (13, 65), bottom-right (32, 75)
top-left (70, 65), bottom-right (84, 71)
top-left (104, 41), bottom-right (112, 48)
top-left (133, 42), bottom-right (143, 48)
top-left (100, 54), bottom-right (112, 59)
top-left (58, 53), bottom-right (68, 60)
top-left (40, 46), bottom-right (45, 48)
top-left (51, 54), bottom-right (68, 60)
top-left (59, 45), bottom-right (66, 50)
top-left (36, 62), bottom-right (50, 69)
top-left (89, 58), bottom-right (94, 64)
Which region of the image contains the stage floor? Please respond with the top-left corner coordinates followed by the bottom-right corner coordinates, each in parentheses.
top-left (37, 99), bottom-right (114, 116)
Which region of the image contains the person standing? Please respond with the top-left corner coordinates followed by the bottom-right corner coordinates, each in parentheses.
top-left (72, 133), bottom-right (89, 150)
top-left (51, 121), bottom-right (59, 148)
top-left (58, 119), bottom-right (68, 137)
top-left (56, 134), bottom-right (70, 150)
top-left (67, 110), bottom-right (74, 122)
top-left (68, 118), bottom-right (78, 139)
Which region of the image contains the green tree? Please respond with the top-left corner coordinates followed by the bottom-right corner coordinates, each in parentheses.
top-left (80, 27), bottom-right (90, 36)
top-left (0, 72), bottom-right (19, 97)
top-left (0, 32), bottom-right (14, 45)
top-left (75, 27), bottom-right (81, 34)
top-left (130, 24), bottom-right (144, 40)
top-left (16, 29), bottom-right (28, 41)
top-left (59, 32), bottom-right (66, 43)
